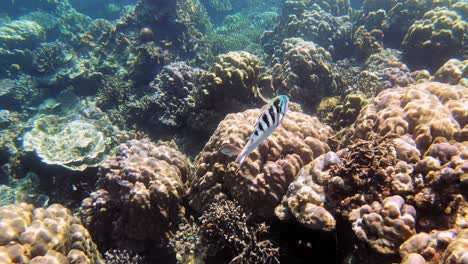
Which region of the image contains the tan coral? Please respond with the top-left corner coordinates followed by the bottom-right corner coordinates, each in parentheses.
top-left (189, 110), bottom-right (333, 219)
top-left (433, 59), bottom-right (468, 87)
top-left (0, 203), bottom-right (103, 264)
top-left (79, 139), bottom-right (192, 250)
top-left (353, 82), bottom-right (467, 152)
top-left (350, 195), bottom-right (417, 255)
top-left (400, 228), bottom-right (468, 264)
top-left (275, 152), bottom-right (341, 231)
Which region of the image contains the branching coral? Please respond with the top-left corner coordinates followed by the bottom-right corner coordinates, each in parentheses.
top-left (171, 200), bottom-right (279, 264)
top-left (32, 41), bottom-right (73, 74)
top-left (188, 109), bottom-right (332, 219)
top-left (79, 139), bottom-right (192, 251)
top-left (104, 249), bottom-right (146, 264)
top-left (0, 203), bottom-right (103, 263)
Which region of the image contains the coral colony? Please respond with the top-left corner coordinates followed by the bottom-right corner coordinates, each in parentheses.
top-left (0, 0), bottom-right (466, 263)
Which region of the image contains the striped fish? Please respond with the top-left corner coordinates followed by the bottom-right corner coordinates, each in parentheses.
top-left (220, 95), bottom-right (289, 165)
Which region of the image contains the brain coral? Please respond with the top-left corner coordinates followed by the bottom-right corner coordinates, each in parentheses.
top-left (402, 7), bottom-right (467, 71)
top-left (79, 139), bottom-right (192, 251)
top-left (352, 82), bottom-right (468, 152)
top-left (188, 109), bottom-right (333, 219)
top-left (0, 203), bottom-right (103, 263)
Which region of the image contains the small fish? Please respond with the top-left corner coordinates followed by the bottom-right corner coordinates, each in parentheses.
top-left (220, 95), bottom-right (289, 165)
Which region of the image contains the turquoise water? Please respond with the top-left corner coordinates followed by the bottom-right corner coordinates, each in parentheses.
top-left (0, 0), bottom-right (466, 263)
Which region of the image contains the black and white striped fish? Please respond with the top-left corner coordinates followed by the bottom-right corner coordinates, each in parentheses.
top-left (220, 95), bottom-right (289, 165)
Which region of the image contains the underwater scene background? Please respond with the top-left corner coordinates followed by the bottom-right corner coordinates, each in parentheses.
top-left (0, 0), bottom-right (467, 263)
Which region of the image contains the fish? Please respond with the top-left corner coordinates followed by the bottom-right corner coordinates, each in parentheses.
top-left (220, 95), bottom-right (289, 166)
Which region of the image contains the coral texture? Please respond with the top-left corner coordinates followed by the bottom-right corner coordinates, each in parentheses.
top-left (171, 200), bottom-right (279, 264)
top-left (399, 228), bottom-right (468, 264)
top-left (275, 152), bottom-right (341, 231)
top-left (352, 82), bottom-right (468, 152)
top-left (349, 195), bottom-right (417, 255)
top-left (0, 203), bottom-right (103, 263)
top-left (79, 139), bottom-right (192, 251)
top-left (269, 38), bottom-right (337, 111)
top-left (433, 59), bottom-right (468, 87)
top-left (263, 1), bottom-right (352, 58)
top-left (189, 109), bottom-right (333, 219)
top-left (23, 115), bottom-right (108, 171)
top-left (402, 7), bottom-right (467, 70)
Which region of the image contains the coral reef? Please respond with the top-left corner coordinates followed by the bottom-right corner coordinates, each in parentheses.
top-left (0, 172), bottom-right (41, 207)
top-left (189, 109), bottom-right (333, 219)
top-left (317, 92), bottom-right (368, 130)
top-left (22, 99), bottom-right (118, 172)
top-left (275, 152), bottom-right (341, 232)
top-left (269, 38), bottom-right (338, 112)
top-left (402, 7), bottom-right (467, 71)
top-left (351, 82), bottom-right (467, 152)
top-left (349, 195), bottom-right (417, 255)
top-left (208, 10), bottom-right (278, 56)
top-left (433, 59), bottom-right (467, 86)
top-left (171, 200), bottom-right (279, 264)
top-left (104, 249), bottom-right (146, 264)
top-left (143, 62), bottom-right (205, 129)
top-left (113, 0), bottom-right (211, 63)
top-left (399, 228), bottom-right (468, 264)
top-left (0, 74), bottom-right (40, 110)
top-left (79, 139), bottom-right (192, 251)
top-left (0, 20), bottom-right (45, 49)
top-left (262, 1), bottom-right (353, 58)
top-left (0, 203), bottom-right (103, 263)
top-left (32, 41), bottom-right (73, 74)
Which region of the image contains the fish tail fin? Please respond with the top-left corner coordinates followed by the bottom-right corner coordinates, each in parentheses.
top-left (235, 147), bottom-right (249, 165)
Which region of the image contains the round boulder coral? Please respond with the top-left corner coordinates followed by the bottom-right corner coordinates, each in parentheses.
top-left (402, 7), bottom-right (467, 71)
top-left (79, 139), bottom-right (192, 251)
top-left (349, 195), bottom-right (417, 255)
top-left (433, 59), bottom-right (467, 86)
top-left (399, 228), bottom-right (468, 264)
top-left (275, 152), bottom-right (341, 231)
top-left (188, 109), bottom-right (333, 219)
top-left (352, 82), bottom-right (467, 152)
top-left (0, 203), bottom-right (103, 263)
top-left (270, 38), bottom-right (337, 112)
